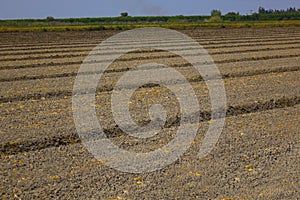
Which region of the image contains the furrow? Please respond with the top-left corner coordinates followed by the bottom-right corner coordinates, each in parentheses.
top-left (1, 44), bottom-right (300, 62)
top-left (1, 96), bottom-right (299, 156)
top-left (1, 49), bottom-right (299, 71)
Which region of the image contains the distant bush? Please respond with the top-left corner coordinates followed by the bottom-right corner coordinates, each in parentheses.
top-left (120, 12), bottom-right (128, 17)
top-left (224, 12), bottom-right (241, 21)
top-left (209, 16), bottom-right (223, 22)
top-left (211, 9), bottom-right (222, 17)
top-left (46, 16), bottom-right (55, 21)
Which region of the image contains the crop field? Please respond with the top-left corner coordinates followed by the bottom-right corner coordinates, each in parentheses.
top-left (0, 27), bottom-right (299, 199)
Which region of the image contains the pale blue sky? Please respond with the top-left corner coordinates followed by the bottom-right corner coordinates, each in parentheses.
top-left (1, 0), bottom-right (300, 19)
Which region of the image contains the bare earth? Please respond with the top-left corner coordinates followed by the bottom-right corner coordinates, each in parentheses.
top-left (0, 27), bottom-right (299, 199)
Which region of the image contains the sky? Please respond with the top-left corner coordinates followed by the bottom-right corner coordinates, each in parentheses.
top-left (1, 0), bottom-right (300, 19)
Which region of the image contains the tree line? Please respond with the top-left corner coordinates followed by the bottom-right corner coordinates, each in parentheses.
top-left (258, 7), bottom-right (299, 14)
top-left (1, 7), bottom-right (300, 27)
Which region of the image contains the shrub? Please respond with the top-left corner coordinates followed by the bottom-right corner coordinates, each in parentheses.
top-left (46, 16), bottom-right (55, 21)
top-left (209, 16), bottom-right (223, 22)
top-left (120, 12), bottom-right (128, 17)
top-left (211, 9), bottom-right (222, 17)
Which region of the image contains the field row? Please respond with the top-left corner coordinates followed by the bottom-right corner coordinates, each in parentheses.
top-left (1, 45), bottom-right (299, 72)
top-left (2, 41), bottom-right (300, 62)
top-left (1, 55), bottom-right (299, 84)
top-left (2, 40), bottom-right (300, 58)
top-left (1, 104), bottom-right (299, 199)
top-left (1, 27), bottom-right (300, 46)
top-left (1, 33), bottom-right (300, 52)
top-left (1, 70), bottom-right (299, 153)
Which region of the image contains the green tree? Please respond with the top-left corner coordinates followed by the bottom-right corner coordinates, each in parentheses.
top-left (258, 7), bottom-right (266, 14)
top-left (120, 12), bottom-right (128, 17)
top-left (211, 9), bottom-right (221, 17)
top-left (224, 12), bottom-right (240, 21)
top-left (46, 16), bottom-right (55, 21)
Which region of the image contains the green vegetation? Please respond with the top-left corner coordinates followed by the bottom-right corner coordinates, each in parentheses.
top-left (211, 10), bottom-right (222, 17)
top-left (1, 21), bottom-right (300, 32)
top-left (0, 7), bottom-right (300, 32)
top-left (120, 12), bottom-right (129, 17)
